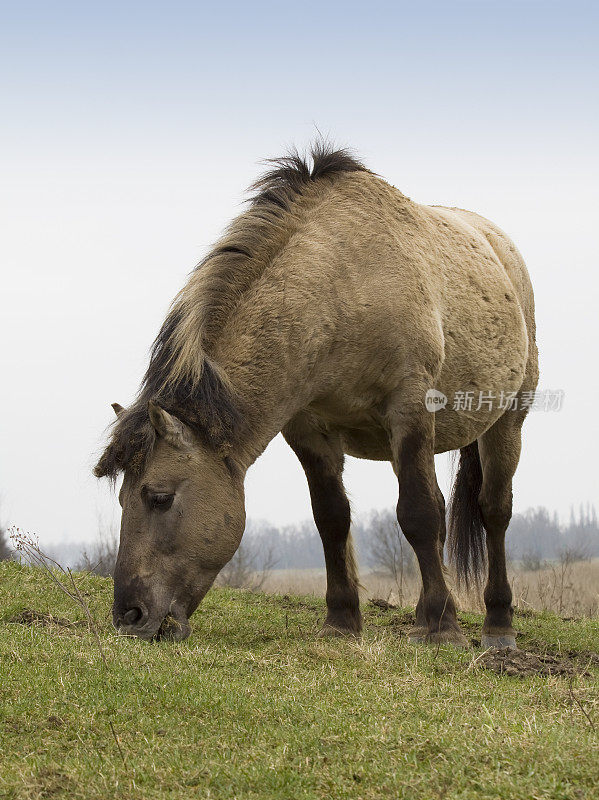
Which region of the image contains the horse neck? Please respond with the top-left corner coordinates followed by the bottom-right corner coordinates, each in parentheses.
top-left (213, 258), bottom-right (324, 469)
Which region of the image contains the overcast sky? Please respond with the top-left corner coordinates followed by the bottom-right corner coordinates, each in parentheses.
top-left (1, 1), bottom-right (598, 548)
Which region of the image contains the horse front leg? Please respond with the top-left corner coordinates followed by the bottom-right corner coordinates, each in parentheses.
top-left (283, 420), bottom-right (362, 636)
top-left (390, 405), bottom-right (467, 647)
top-left (414, 484), bottom-right (447, 629)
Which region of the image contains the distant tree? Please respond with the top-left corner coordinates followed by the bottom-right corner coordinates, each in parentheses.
top-left (246, 519), bottom-right (325, 570)
top-left (520, 550), bottom-right (544, 572)
top-left (0, 521), bottom-right (11, 561)
top-left (216, 536), bottom-right (277, 591)
top-left (505, 504), bottom-right (599, 565)
top-left (564, 504), bottom-right (598, 560)
top-left (506, 507), bottom-right (562, 563)
top-left (75, 520), bottom-right (119, 577)
top-left (366, 509), bottom-right (416, 586)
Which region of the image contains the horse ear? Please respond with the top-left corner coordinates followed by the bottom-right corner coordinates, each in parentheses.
top-left (111, 403), bottom-right (125, 418)
top-left (148, 402), bottom-right (191, 448)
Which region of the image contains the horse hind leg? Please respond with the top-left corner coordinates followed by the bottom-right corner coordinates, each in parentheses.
top-left (477, 413), bottom-right (525, 649)
top-left (390, 400), bottom-right (468, 648)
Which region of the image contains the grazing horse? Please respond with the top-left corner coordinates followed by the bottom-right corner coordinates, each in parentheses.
top-left (95, 142), bottom-right (538, 648)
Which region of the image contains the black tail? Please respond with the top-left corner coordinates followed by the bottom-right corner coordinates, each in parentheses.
top-left (448, 441), bottom-right (486, 587)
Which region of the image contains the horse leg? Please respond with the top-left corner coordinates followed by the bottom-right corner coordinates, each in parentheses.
top-left (477, 414), bottom-right (523, 649)
top-left (415, 485), bottom-right (446, 629)
top-left (283, 421), bottom-right (361, 636)
top-left (390, 406), bottom-right (467, 647)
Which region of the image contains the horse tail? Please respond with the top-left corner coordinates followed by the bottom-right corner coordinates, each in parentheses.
top-left (447, 441), bottom-right (486, 587)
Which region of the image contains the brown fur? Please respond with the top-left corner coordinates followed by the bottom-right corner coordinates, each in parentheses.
top-left (97, 141), bottom-right (538, 645)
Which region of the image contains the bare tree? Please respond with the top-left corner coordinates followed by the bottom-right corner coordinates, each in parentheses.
top-left (75, 518), bottom-right (119, 577)
top-left (216, 537), bottom-right (277, 591)
top-left (367, 509), bottom-right (416, 602)
top-left (521, 550), bottom-right (544, 572)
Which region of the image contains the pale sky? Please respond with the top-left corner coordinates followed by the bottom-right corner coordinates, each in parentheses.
top-left (1, 1), bottom-right (598, 548)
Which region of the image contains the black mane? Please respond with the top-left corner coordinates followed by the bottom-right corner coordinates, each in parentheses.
top-left (94, 340), bottom-right (242, 480)
top-left (249, 141), bottom-right (365, 211)
top-left (94, 141), bottom-right (367, 479)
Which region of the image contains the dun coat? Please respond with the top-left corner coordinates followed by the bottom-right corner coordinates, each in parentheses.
top-left (96, 142), bottom-right (538, 647)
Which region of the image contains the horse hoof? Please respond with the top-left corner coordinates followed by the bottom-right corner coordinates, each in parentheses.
top-left (318, 623), bottom-right (360, 639)
top-left (409, 627), bottom-right (470, 649)
top-left (408, 626), bottom-right (428, 644)
top-left (481, 633), bottom-right (518, 650)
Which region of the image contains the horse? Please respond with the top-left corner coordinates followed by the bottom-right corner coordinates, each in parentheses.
top-left (95, 142), bottom-right (538, 648)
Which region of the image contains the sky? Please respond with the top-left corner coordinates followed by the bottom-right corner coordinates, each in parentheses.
top-left (1, 1), bottom-right (598, 548)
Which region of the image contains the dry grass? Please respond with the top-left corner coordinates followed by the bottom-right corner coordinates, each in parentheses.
top-left (261, 559), bottom-right (599, 618)
top-left (510, 559), bottom-right (599, 618)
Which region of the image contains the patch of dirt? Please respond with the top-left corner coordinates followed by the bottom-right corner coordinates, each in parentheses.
top-left (35, 767), bottom-right (75, 797)
top-left (278, 594), bottom-right (321, 612)
top-left (565, 649), bottom-right (599, 666)
top-left (517, 637), bottom-right (599, 666)
top-left (385, 610), bottom-right (417, 637)
top-left (477, 647), bottom-right (591, 677)
top-left (383, 609), bottom-right (483, 637)
top-left (369, 598), bottom-right (398, 611)
top-left (9, 608), bottom-right (84, 628)
top-left (382, 610), bottom-right (597, 672)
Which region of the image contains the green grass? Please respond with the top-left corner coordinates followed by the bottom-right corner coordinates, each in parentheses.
top-left (0, 562), bottom-right (597, 800)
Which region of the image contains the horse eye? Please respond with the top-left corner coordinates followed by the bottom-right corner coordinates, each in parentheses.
top-left (148, 493), bottom-right (175, 512)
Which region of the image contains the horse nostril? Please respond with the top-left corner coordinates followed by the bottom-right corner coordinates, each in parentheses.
top-left (122, 607), bottom-right (143, 626)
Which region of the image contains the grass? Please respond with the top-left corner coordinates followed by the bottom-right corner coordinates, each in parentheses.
top-left (0, 562), bottom-right (597, 800)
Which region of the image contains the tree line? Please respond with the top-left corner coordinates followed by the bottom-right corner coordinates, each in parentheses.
top-left (239, 504), bottom-right (599, 576)
top-left (2, 504), bottom-right (597, 580)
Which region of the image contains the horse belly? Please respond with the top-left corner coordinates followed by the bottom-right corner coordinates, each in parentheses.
top-left (339, 426), bottom-right (393, 461)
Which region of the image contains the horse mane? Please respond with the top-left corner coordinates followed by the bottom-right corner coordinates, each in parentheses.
top-left (94, 141), bottom-right (367, 479)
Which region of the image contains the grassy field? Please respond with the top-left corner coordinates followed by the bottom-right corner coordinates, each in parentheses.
top-left (1, 562), bottom-right (598, 800)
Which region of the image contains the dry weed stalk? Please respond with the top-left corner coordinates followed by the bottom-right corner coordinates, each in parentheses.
top-left (9, 527), bottom-right (109, 668)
